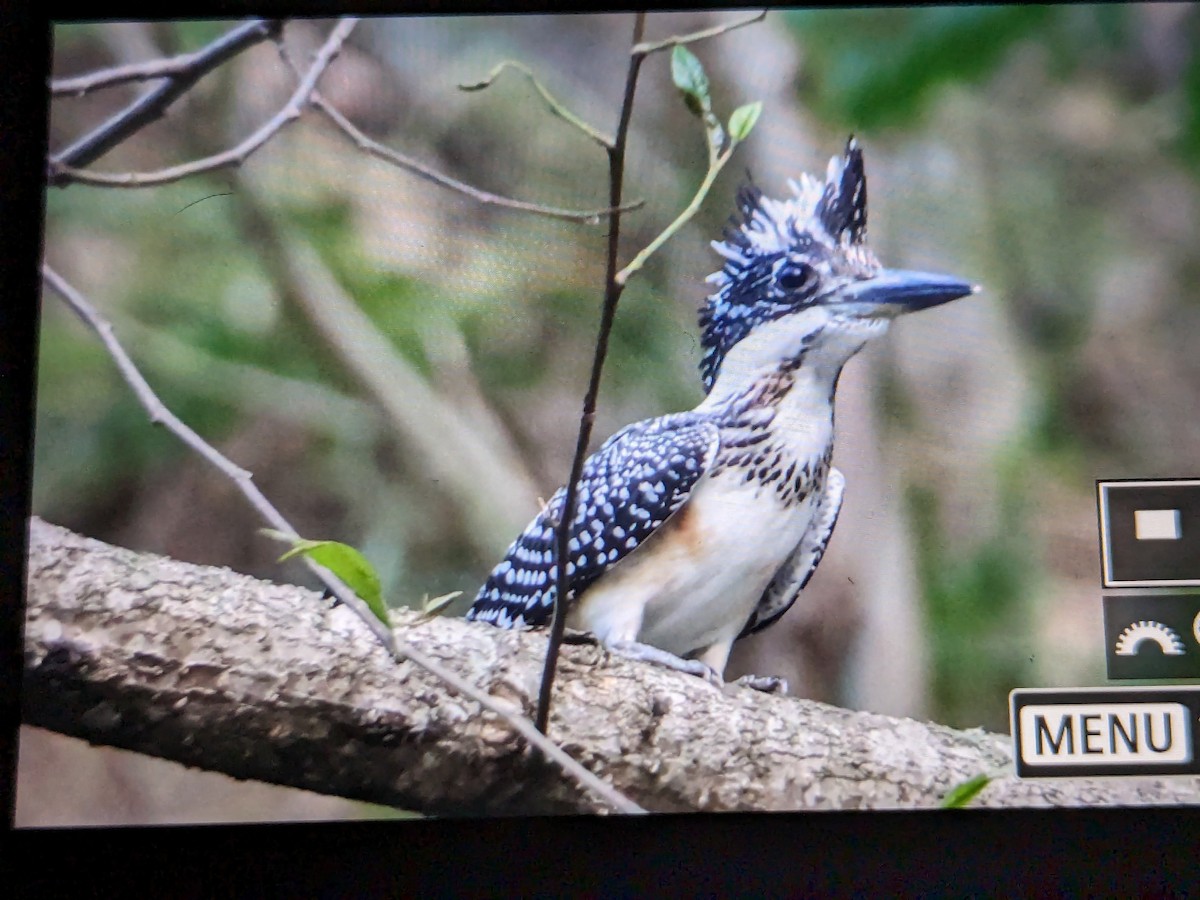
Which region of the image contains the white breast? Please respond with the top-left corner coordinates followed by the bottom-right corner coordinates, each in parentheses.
top-left (568, 470), bottom-right (820, 660)
top-left (567, 360), bottom-right (838, 669)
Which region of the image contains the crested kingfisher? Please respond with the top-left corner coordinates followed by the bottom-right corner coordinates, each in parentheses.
top-left (467, 138), bottom-right (975, 690)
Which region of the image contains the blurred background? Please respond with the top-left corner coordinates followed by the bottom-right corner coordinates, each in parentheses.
top-left (22, 5), bottom-right (1200, 823)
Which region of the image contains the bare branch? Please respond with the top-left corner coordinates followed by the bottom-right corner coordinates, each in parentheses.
top-left (41, 265), bottom-right (388, 647)
top-left (265, 33), bottom-right (641, 225)
top-left (48, 18), bottom-right (357, 189)
top-left (460, 60), bottom-right (614, 150)
top-left (49, 19), bottom-right (283, 172)
top-left (41, 268), bottom-right (297, 544)
top-left (536, 11), bottom-right (769, 731)
top-left (538, 13), bottom-right (650, 734)
top-left (52, 58), bottom-right (189, 97)
top-left (310, 89), bottom-right (642, 223)
top-left (632, 9), bottom-right (768, 58)
top-left (120, 318), bottom-right (381, 439)
top-left (40, 264), bottom-right (644, 816)
top-left (615, 137), bottom-right (743, 287)
top-left (53, 33), bottom-right (262, 97)
top-left (53, 58), bottom-right (190, 97)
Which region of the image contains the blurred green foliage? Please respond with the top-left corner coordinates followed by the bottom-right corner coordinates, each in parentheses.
top-left (783, 5), bottom-right (1148, 131)
top-left (785, 6), bottom-right (1058, 130)
top-left (910, 463), bottom-right (1032, 732)
top-left (789, 3), bottom-right (1200, 174)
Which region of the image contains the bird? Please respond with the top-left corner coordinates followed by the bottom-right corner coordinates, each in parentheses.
top-left (466, 137), bottom-right (975, 690)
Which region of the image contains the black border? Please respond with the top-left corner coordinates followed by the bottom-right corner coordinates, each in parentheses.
top-left (0, 0), bottom-right (50, 846)
top-left (9, 809), bottom-right (1200, 895)
top-left (7, 1), bottom-right (1200, 894)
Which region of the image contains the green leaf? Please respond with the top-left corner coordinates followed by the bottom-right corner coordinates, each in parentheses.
top-left (419, 590), bottom-right (464, 620)
top-left (728, 101), bottom-right (763, 143)
top-left (940, 773), bottom-right (993, 809)
top-left (262, 530), bottom-right (389, 626)
top-left (671, 44), bottom-right (711, 118)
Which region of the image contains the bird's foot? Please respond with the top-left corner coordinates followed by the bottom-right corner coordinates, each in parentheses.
top-left (731, 674), bottom-right (789, 694)
top-left (608, 640), bottom-right (723, 688)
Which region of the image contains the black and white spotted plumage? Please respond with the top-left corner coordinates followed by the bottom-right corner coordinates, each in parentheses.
top-left (466, 414), bottom-right (719, 628)
top-left (466, 137), bottom-right (975, 685)
top-left (739, 466), bottom-right (844, 638)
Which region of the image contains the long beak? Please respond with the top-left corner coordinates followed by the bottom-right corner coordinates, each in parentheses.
top-left (842, 269), bottom-right (977, 317)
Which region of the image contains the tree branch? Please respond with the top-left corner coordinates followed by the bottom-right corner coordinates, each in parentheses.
top-left (615, 133), bottom-right (742, 287)
top-left (274, 46), bottom-right (640, 224)
top-left (537, 12), bottom-right (764, 731)
top-left (631, 9), bottom-right (769, 58)
top-left (40, 265), bottom-right (643, 816)
top-left (308, 84), bottom-right (642, 224)
top-left (49, 18), bottom-right (283, 174)
top-left (51, 24), bottom-right (274, 98)
top-left (26, 518), bottom-right (1200, 815)
top-left (459, 60), bottom-right (614, 150)
top-left (537, 12), bottom-right (649, 734)
top-left (48, 18), bottom-right (356, 189)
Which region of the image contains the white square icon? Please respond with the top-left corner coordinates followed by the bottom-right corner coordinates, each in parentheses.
top-left (1134, 508), bottom-right (1182, 541)
top-left (1099, 480), bottom-right (1200, 587)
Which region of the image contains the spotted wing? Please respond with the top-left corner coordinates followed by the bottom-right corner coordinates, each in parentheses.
top-left (466, 414), bottom-right (720, 629)
top-left (738, 466), bottom-right (845, 638)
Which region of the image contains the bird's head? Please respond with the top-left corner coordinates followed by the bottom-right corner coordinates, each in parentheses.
top-left (699, 138), bottom-right (976, 393)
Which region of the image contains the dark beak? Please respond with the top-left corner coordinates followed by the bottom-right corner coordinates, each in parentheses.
top-left (843, 269), bottom-right (977, 317)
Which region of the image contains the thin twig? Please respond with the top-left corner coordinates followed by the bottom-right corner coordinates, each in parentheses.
top-left (48, 18), bottom-right (357, 189)
top-left (460, 60), bottom-right (614, 150)
top-left (311, 89), bottom-right (642, 224)
top-left (632, 9), bottom-right (768, 57)
top-left (267, 34), bottom-right (640, 225)
top-left (615, 141), bottom-right (737, 287)
top-left (53, 57), bottom-right (193, 97)
top-left (119, 317), bottom-right (381, 440)
top-left (52, 35), bottom-right (262, 97)
top-left (49, 19), bottom-right (283, 175)
top-left (536, 12), bottom-right (766, 732)
top-left (41, 265), bottom-right (388, 647)
top-left (537, 13), bottom-right (649, 735)
top-left (41, 264), bottom-right (645, 816)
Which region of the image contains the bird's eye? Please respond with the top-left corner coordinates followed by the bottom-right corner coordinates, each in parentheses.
top-left (776, 261), bottom-right (817, 295)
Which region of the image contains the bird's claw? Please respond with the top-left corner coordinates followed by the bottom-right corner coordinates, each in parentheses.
top-left (608, 640), bottom-right (723, 689)
top-left (732, 674), bottom-right (789, 694)
top-left (686, 659), bottom-right (724, 688)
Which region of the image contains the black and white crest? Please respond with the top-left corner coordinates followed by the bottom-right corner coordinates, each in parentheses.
top-left (699, 137), bottom-right (873, 392)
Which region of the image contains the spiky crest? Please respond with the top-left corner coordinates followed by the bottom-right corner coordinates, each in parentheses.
top-left (699, 137), bottom-right (876, 392)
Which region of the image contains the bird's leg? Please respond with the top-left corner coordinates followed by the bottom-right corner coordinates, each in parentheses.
top-left (608, 640), bottom-right (723, 687)
top-left (731, 674), bottom-right (789, 694)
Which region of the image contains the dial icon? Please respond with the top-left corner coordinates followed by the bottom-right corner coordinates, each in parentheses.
top-left (1114, 620), bottom-right (1187, 656)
